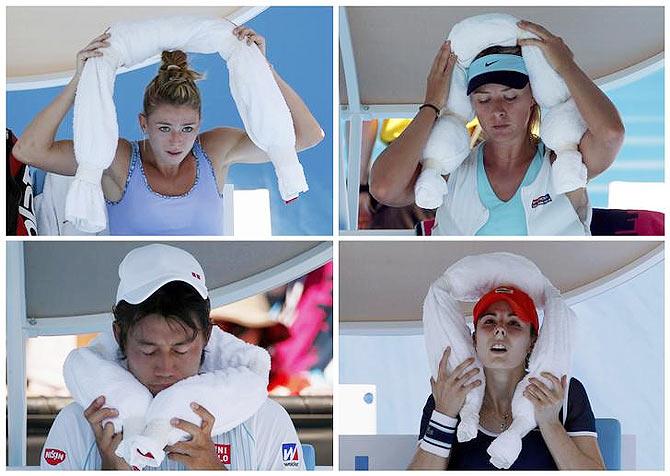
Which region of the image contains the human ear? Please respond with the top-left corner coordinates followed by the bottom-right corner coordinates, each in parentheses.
top-left (138, 113), bottom-right (147, 133)
top-left (112, 321), bottom-right (126, 356)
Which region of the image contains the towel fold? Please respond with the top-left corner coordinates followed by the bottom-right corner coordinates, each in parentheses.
top-left (422, 252), bottom-right (573, 468)
top-left (67, 15), bottom-right (307, 232)
top-left (63, 325), bottom-right (270, 469)
top-left (63, 337), bottom-right (152, 436)
top-left (415, 13), bottom-right (588, 209)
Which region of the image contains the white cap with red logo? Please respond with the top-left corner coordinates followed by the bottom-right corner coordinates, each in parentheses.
top-left (116, 244), bottom-right (208, 305)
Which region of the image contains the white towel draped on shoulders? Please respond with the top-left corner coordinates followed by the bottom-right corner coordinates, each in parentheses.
top-left (63, 326), bottom-right (270, 469)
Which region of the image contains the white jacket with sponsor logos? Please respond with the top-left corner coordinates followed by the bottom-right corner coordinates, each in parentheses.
top-left (432, 142), bottom-right (591, 236)
top-left (41, 399), bottom-right (305, 470)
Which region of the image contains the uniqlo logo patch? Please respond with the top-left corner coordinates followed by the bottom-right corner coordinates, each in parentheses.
top-left (44, 448), bottom-right (66, 466)
top-left (215, 444), bottom-right (231, 465)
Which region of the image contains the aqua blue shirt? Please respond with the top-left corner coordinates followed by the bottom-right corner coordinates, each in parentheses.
top-left (475, 142), bottom-right (545, 236)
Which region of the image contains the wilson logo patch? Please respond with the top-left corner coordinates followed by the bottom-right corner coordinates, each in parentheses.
top-left (282, 443), bottom-right (300, 467)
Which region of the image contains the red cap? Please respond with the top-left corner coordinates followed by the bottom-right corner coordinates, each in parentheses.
top-left (473, 286), bottom-right (539, 334)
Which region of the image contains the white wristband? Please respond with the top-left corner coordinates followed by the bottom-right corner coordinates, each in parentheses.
top-left (420, 410), bottom-right (458, 458)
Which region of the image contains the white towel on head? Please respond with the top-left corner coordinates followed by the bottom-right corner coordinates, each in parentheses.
top-left (422, 252), bottom-right (573, 468)
top-left (415, 13), bottom-right (588, 209)
top-left (67, 15), bottom-right (307, 232)
top-left (63, 326), bottom-right (270, 470)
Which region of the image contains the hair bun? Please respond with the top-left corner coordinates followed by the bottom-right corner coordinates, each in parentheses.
top-left (161, 50), bottom-right (188, 71)
top-left (143, 49), bottom-right (204, 116)
top-left (158, 50), bottom-right (202, 82)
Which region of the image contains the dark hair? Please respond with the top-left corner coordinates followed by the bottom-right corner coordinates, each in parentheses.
top-left (112, 281), bottom-right (212, 361)
top-left (472, 45), bottom-right (541, 142)
top-left (143, 50), bottom-right (203, 117)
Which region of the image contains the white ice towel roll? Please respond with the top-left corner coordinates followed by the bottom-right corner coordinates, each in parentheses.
top-left (63, 326), bottom-right (270, 470)
top-left (415, 13), bottom-right (588, 209)
top-left (63, 334), bottom-right (152, 438)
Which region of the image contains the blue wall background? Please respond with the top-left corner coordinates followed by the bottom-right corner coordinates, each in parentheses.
top-left (7, 7), bottom-right (333, 236)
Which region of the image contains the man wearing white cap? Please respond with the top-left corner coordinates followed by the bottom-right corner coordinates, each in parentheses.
top-left (41, 244), bottom-right (305, 470)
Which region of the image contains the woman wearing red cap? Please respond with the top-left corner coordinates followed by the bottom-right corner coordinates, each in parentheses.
top-left (370, 21), bottom-right (624, 236)
top-left (409, 286), bottom-right (605, 469)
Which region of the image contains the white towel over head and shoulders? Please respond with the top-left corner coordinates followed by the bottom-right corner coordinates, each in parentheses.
top-left (422, 252), bottom-right (574, 468)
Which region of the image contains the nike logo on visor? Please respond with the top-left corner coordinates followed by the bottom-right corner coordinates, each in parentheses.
top-left (485, 61), bottom-right (499, 67)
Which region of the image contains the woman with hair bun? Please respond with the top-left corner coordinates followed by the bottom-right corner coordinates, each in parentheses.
top-left (13, 26), bottom-right (324, 235)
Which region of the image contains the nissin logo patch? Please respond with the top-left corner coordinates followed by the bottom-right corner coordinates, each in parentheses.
top-left (282, 443), bottom-right (300, 467)
top-left (44, 448), bottom-right (66, 466)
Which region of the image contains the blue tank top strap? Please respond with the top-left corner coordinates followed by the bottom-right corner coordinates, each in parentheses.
top-left (192, 137), bottom-right (224, 198)
top-left (106, 141), bottom-right (140, 205)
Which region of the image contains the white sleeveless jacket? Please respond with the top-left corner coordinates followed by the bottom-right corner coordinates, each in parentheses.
top-left (433, 143), bottom-right (591, 236)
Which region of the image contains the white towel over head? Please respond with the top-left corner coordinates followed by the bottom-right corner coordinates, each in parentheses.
top-left (415, 13), bottom-right (588, 209)
top-left (422, 252), bottom-right (574, 468)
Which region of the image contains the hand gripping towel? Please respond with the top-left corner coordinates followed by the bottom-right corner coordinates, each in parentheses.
top-left (118, 327), bottom-right (270, 469)
top-left (415, 13), bottom-right (587, 209)
top-left (67, 15), bottom-right (307, 232)
top-left (63, 326), bottom-right (270, 469)
top-left (422, 252), bottom-right (573, 468)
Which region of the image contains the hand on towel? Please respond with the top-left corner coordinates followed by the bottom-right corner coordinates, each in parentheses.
top-left (523, 372), bottom-right (567, 427)
top-left (74, 30), bottom-right (111, 81)
top-left (84, 396), bottom-right (130, 470)
top-left (233, 25), bottom-right (266, 57)
top-left (424, 41), bottom-right (458, 110)
top-left (431, 346), bottom-right (482, 418)
top-left (517, 21), bottom-right (575, 76)
top-left (165, 402), bottom-right (225, 470)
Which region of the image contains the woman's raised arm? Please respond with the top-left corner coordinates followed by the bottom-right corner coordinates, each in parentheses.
top-left (370, 41), bottom-right (457, 207)
top-left (12, 31), bottom-right (113, 175)
top-left (517, 20), bottom-right (624, 180)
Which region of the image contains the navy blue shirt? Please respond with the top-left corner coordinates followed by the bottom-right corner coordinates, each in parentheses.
top-left (418, 378), bottom-right (597, 470)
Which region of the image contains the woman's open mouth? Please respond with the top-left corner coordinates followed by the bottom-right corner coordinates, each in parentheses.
top-left (166, 151), bottom-right (182, 157)
top-left (490, 343), bottom-right (508, 353)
